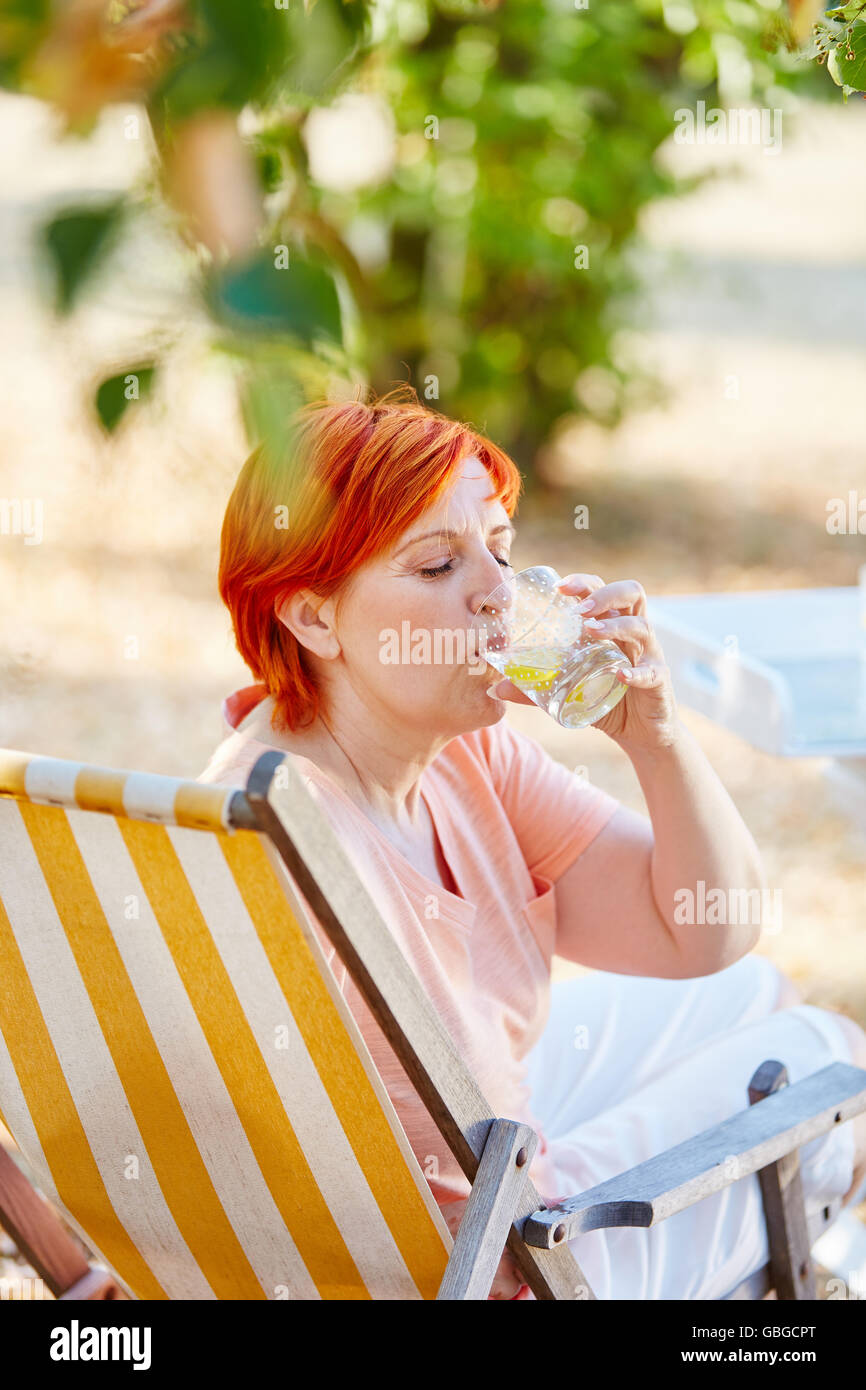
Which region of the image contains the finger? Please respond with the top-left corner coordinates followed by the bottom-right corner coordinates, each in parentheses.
top-left (554, 573), bottom-right (605, 597)
top-left (617, 661), bottom-right (669, 687)
top-left (488, 1257), bottom-right (525, 1300)
top-left (574, 579), bottom-right (647, 617)
top-left (583, 614), bottom-right (652, 649)
top-left (489, 1275), bottom-right (525, 1299)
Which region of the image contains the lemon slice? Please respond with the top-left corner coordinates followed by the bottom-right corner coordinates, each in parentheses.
top-left (503, 644), bottom-right (561, 691)
top-left (563, 684), bottom-right (586, 707)
top-left (503, 660), bottom-right (555, 691)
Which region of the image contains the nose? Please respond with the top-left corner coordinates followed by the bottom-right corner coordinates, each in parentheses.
top-left (473, 585), bottom-right (512, 623)
top-left (470, 557), bottom-right (514, 620)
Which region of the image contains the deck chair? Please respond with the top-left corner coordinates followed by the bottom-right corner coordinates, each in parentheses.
top-left (1, 745), bottom-right (865, 1301)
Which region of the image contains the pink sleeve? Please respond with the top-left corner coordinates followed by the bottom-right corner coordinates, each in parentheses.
top-left (477, 720), bottom-right (621, 885)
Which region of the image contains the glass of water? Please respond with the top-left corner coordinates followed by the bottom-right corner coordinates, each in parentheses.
top-left (473, 564), bottom-right (631, 729)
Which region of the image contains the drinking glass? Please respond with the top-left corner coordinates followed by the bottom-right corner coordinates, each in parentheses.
top-left (473, 564), bottom-right (631, 729)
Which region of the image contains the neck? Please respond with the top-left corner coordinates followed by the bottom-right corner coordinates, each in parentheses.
top-left (245, 687), bottom-right (454, 831)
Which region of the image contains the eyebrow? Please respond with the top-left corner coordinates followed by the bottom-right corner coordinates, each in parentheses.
top-left (394, 521), bottom-right (516, 558)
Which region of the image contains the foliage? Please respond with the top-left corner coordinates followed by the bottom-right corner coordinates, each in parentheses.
top-left (207, 248), bottom-right (344, 348)
top-left (339, 0), bottom-right (819, 458)
top-left (0, 0), bottom-right (839, 475)
top-left (95, 363), bottom-right (157, 431)
top-left (42, 199), bottom-right (125, 312)
top-left (803, 3), bottom-right (866, 98)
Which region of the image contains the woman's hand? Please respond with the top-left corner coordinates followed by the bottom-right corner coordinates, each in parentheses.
top-left (489, 571), bottom-right (682, 754)
top-left (439, 1197), bottom-right (527, 1299)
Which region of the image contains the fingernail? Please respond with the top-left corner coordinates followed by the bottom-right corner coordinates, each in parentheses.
top-left (584, 616), bottom-right (602, 628)
top-left (576, 598), bottom-right (595, 613)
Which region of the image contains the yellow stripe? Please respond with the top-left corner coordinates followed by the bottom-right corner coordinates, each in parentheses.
top-left (223, 832), bottom-right (450, 1299)
top-left (21, 803), bottom-right (264, 1300)
top-left (0, 886), bottom-right (166, 1299)
top-left (0, 750), bottom-right (30, 799)
top-left (120, 818), bottom-right (368, 1300)
top-left (173, 783), bottom-right (230, 831)
top-left (73, 768), bottom-right (127, 818)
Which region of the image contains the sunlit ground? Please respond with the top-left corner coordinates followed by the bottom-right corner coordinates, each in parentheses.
top-left (1, 91), bottom-right (864, 1295)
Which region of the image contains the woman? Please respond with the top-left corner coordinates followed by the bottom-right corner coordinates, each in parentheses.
top-left (198, 386), bottom-right (866, 1300)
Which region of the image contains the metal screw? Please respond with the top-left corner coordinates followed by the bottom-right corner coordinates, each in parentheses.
top-left (515, 1146), bottom-right (528, 1167)
top-left (553, 1223), bottom-right (566, 1243)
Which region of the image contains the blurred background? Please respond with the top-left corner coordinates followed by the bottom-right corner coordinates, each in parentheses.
top-left (1, 0), bottom-right (865, 1293)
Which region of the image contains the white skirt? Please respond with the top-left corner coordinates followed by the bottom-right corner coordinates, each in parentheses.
top-left (522, 952), bottom-right (858, 1300)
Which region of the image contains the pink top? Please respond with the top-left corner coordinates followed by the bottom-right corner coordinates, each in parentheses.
top-left (196, 684), bottom-right (621, 1217)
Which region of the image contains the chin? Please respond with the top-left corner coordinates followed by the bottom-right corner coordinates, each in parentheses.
top-left (463, 684), bottom-right (509, 732)
top-left (429, 669), bottom-right (508, 737)
top-left (479, 703), bottom-right (508, 731)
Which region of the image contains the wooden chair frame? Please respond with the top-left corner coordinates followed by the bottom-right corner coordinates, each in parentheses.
top-left (2, 746), bottom-right (866, 1300)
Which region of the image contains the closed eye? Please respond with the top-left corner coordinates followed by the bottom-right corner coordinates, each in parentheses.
top-left (420, 554), bottom-right (513, 578)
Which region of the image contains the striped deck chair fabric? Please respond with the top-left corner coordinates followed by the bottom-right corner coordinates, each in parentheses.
top-left (0, 749), bottom-right (452, 1300)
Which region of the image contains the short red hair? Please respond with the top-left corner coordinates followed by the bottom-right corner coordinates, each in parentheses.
top-left (218, 384), bottom-right (523, 732)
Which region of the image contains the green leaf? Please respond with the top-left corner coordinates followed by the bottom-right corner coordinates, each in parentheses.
top-left (0, 0), bottom-right (52, 89)
top-left (150, 0), bottom-right (296, 122)
top-left (275, 0), bottom-right (369, 102)
top-left (208, 247), bottom-right (343, 347)
top-left (835, 23), bottom-right (866, 91)
top-left (827, 46), bottom-right (845, 85)
top-left (42, 201), bottom-right (125, 314)
top-left (95, 365), bottom-right (157, 433)
top-left (213, 330), bottom-right (352, 455)
top-left (240, 363), bottom-right (306, 459)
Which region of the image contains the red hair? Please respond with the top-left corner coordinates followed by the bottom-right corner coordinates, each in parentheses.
top-left (218, 384), bottom-right (523, 732)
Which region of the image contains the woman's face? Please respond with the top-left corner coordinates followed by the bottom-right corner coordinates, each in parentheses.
top-left (314, 454), bottom-right (516, 740)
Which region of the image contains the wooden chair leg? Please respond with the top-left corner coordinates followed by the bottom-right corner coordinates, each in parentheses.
top-left (748, 1060), bottom-right (816, 1300)
top-left (0, 1142), bottom-right (128, 1300)
top-left (436, 1119), bottom-right (538, 1300)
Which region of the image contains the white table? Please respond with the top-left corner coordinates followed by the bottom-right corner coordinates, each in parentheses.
top-left (646, 587), bottom-right (866, 824)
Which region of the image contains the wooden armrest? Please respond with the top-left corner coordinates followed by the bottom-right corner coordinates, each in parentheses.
top-left (523, 1061), bottom-right (866, 1249)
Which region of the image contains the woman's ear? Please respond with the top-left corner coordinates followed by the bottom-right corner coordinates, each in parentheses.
top-left (275, 590), bottom-right (341, 661)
